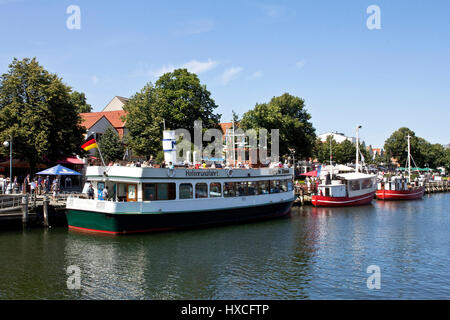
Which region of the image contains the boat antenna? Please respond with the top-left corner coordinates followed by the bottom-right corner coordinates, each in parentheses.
top-left (355, 125), bottom-right (362, 173)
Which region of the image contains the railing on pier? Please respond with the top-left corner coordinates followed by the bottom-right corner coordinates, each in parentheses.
top-left (0, 194), bottom-right (23, 212)
top-left (424, 181), bottom-right (449, 193)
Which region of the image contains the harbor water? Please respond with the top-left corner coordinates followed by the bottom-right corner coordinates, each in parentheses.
top-left (0, 193), bottom-right (449, 299)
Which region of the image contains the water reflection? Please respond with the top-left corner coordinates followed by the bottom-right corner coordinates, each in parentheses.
top-left (1, 194), bottom-right (450, 299)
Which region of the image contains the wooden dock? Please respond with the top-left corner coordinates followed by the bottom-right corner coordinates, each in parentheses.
top-left (0, 193), bottom-right (69, 229)
top-left (424, 181), bottom-right (450, 193)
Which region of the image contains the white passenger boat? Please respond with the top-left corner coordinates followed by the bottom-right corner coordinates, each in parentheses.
top-left (66, 166), bottom-right (295, 234)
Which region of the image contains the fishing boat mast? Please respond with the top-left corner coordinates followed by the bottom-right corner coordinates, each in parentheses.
top-left (407, 134), bottom-right (411, 181)
top-left (355, 125), bottom-right (362, 173)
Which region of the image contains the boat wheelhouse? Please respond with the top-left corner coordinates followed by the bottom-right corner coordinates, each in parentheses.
top-left (66, 166), bottom-right (295, 234)
top-left (312, 172), bottom-right (376, 207)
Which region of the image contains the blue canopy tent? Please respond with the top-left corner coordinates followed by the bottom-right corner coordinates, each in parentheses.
top-left (36, 164), bottom-right (81, 176)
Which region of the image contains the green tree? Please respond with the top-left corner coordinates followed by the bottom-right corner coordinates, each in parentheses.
top-left (96, 127), bottom-right (124, 164)
top-left (123, 69), bottom-right (221, 158)
top-left (335, 139), bottom-right (358, 164)
top-left (240, 93), bottom-right (316, 160)
top-left (0, 58), bottom-right (85, 173)
top-left (384, 127), bottom-right (423, 167)
top-left (70, 91), bottom-right (92, 113)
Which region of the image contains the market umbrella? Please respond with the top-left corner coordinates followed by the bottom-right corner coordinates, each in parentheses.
top-left (300, 170), bottom-right (318, 177)
top-left (36, 164), bottom-right (81, 175)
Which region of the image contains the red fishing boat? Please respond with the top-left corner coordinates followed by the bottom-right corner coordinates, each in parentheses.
top-left (376, 135), bottom-right (424, 201)
top-left (311, 125), bottom-right (376, 207)
top-left (312, 172), bottom-right (376, 207)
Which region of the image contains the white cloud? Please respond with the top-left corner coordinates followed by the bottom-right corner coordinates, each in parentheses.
top-left (182, 59), bottom-right (218, 74)
top-left (220, 67), bottom-right (243, 85)
top-left (151, 59), bottom-right (218, 78)
top-left (295, 60), bottom-right (306, 69)
top-left (91, 75), bottom-right (99, 84)
top-left (249, 71), bottom-right (262, 79)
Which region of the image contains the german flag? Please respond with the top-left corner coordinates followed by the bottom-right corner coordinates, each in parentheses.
top-left (81, 135), bottom-right (98, 151)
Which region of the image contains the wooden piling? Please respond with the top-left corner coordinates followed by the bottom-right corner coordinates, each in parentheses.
top-left (21, 194), bottom-right (29, 224)
top-left (43, 195), bottom-right (49, 227)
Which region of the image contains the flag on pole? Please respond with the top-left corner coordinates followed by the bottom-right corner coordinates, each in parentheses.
top-left (81, 135), bottom-right (98, 151)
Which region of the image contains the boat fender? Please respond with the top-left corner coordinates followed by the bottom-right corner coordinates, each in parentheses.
top-left (227, 169), bottom-right (233, 177)
top-left (167, 168), bottom-right (175, 177)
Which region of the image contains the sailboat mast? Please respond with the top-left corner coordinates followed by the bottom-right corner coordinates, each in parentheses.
top-left (407, 134), bottom-right (411, 181)
top-left (355, 125), bottom-right (361, 173)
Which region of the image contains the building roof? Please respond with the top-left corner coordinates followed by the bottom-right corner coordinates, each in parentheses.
top-left (80, 110), bottom-right (127, 129)
top-left (115, 96), bottom-right (129, 104)
top-left (220, 122), bottom-right (233, 134)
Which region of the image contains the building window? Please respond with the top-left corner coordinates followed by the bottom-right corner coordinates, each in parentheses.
top-left (210, 182), bottom-right (222, 197)
top-left (195, 183), bottom-right (208, 198)
top-left (224, 182), bottom-right (236, 197)
top-left (179, 183), bottom-right (193, 199)
top-left (143, 183), bottom-right (176, 201)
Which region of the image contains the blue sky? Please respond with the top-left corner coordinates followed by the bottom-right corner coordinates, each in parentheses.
top-left (0, 0), bottom-right (449, 148)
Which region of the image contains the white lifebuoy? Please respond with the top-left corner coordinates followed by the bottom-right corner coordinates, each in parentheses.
top-left (167, 168), bottom-right (175, 177)
top-left (227, 169), bottom-right (233, 177)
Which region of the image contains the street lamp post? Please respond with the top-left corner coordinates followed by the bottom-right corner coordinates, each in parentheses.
top-left (3, 135), bottom-right (12, 193)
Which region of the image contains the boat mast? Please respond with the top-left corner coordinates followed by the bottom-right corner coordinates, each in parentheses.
top-left (329, 137), bottom-right (332, 166)
top-left (407, 134), bottom-right (411, 181)
top-left (355, 125), bottom-right (361, 173)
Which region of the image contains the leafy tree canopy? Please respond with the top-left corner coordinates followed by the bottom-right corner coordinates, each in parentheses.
top-left (240, 93), bottom-right (316, 159)
top-left (123, 69), bottom-right (221, 158)
top-left (96, 127), bottom-right (124, 164)
top-left (70, 91), bottom-right (92, 113)
top-left (0, 57), bottom-right (85, 172)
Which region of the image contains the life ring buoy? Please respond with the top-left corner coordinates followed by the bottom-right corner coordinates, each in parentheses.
top-left (167, 168), bottom-right (175, 177)
top-left (227, 169), bottom-right (233, 177)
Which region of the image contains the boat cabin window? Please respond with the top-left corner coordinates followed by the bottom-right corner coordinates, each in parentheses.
top-left (209, 183), bottom-right (222, 197)
top-left (270, 180), bottom-right (281, 193)
top-left (195, 183), bottom-right (208, 198)
top-left (361, 178), bottom-right (373, 190)
top-left (117, 183), bottom-right (127, 201)
top-left (127, 184), bottom-right (137, 202)
top-left (143, 183), bottom-right (176, 201)
top-left (286, 179), bottom-right (293, 191)
top-left (179, 183), bottom-right (193, 199)
top-left (349, 180), bottom-right (360, 191)
top-left (247, 181), bottom-right (257, 195)
top-left (236, 182), bottom-right (248, 196)
top-left (224, 182), bottom-right (236, 197)
top-left (258, 180), bottom-right (270, 194)
top-left (280, 180), bottom-right (288, 192)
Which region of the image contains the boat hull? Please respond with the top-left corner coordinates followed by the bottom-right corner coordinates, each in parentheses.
top-left (66, 199), bottom-right (294, 235)
top-left (311, 191), bottom-right (375, 207)
top-left (376, 187), bottom-right (424, 200)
